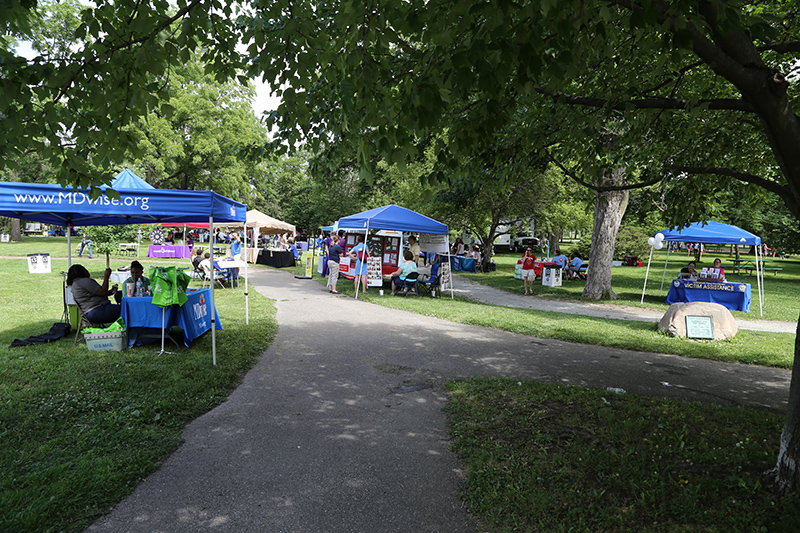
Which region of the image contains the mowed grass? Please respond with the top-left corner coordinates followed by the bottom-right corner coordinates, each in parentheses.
top-left (446, 378), bottom-right (800, 532)
top-left (324, 276), bottom-right (795, 369)
top-left (0, 256), bottom-right (277, 532)
top-left (465, 250), bottom-right (800, 323)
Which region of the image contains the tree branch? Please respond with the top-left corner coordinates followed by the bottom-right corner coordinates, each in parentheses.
top-left (667, 165), bottom-right (787, 196)
top-left (535, 88), bottom-right (755, 112)
top-left (757, 41), bottom-right (800, 54)
top-left (545, 150), bottom-right (663, 192)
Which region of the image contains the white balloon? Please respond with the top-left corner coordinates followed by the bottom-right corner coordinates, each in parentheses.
top-left (654, 241), bottom-right (664, 249)
top-left (647, 237), bottom-right (656, 246)
top-left (655, 233), bottom-right (664, 242)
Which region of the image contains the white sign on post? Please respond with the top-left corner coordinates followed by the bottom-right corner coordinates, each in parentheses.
top-left (419, 233), bottom-right (449, 254)
top-left (27, 253), bottom-right (51, 274)
top-left (0, 233), bottom-right (10, 243)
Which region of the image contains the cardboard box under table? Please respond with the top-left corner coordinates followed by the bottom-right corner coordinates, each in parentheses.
top-left (121, 288), bottom-right (222, 348)
top-left (85, 331), bottom-right (127, 352)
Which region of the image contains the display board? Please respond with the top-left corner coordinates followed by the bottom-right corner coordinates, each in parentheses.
top-left (367, 256), bottom-right (383, 287)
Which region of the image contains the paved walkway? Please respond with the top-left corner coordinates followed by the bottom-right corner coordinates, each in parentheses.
top-left (89, 268), bottom-right (792, 532)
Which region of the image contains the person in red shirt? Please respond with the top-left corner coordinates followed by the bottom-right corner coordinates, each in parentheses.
top-left (521, 247), bottom-right (537, 295)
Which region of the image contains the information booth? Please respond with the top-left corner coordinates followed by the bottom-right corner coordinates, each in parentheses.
top-left (339, 231), bottom-right (403, 285)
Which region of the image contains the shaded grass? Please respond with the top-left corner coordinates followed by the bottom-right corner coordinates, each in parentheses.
top-left (0, 258), bottom-right (277, 532)
top-left (446, 377), bottom-right (800, 532)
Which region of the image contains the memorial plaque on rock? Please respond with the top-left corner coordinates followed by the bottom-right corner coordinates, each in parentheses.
top-left (685, 315), bottom-right (714, 339)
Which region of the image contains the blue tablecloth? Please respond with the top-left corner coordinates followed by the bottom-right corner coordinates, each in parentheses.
top-left (450, 256), bottom-right (476, 273)
top-left (121, 288), bottom-right (222, 348)
top-left (666, 279), bottom-right (751, 312)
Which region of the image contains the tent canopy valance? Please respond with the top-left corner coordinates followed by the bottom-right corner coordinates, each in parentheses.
top-left (655, 221), bottom-right (761, 246)
top-left (337, 204), bottom-right (448, 235)
top-left (0, 180), bottom-right (245, 226)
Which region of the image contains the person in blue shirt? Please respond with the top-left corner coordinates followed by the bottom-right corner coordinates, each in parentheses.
top-left (390, 250), bottom-right (418, 295)
top-left (230, 232), bottom-right (242, 260)
top-left (288, 238), bottom-right (299, 260)
top-left (349, 235), bottom-right (369, 293)
top-left (566, 253), bottom-right (585, 279)
top-left (551, 248), bottom-right (568, 269)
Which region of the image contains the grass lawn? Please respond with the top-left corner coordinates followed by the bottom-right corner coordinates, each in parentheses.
top-left (307, 257), bottom-right (796, 369)
top-left (466, 250), bottom-right (800, 323)
top-left (0, 253), bottom-right (277, 533)
top-left (2, 240), bottom-right (799, 531)
top-left (446, 378), bottom-right (800, 532)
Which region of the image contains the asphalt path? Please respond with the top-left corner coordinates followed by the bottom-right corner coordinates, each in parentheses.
top-left (89, 268), bottom-right (792, 532)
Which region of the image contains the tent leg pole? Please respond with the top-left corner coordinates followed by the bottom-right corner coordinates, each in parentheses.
top-left (210, 217), bottom-right (217, 365)
top-left (659, 248), bottom-right (671, 296)
top-left (641, 246), bottom-right (654, 304)
top-left (244, 226), bottom-right (249, 325)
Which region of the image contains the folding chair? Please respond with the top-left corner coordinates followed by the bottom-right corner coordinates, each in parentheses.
top-left (396, 271), bottom-right (419, 297)
top-left (201, 262), bottom-right (226, 288)
top-left (417, 263), bottom-right (441, 297)
top-left (72, 298), bottom-right (111, 345)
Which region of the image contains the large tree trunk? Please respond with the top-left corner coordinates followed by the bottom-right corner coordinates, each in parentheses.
top-left (582, 168), bottom-right (628, 300)
top-left (10, 218), bottom-right (21, 242)
top-left (768, 315), bottom-right (800, 494)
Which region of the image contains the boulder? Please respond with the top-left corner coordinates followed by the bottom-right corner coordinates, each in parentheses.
top-left (658, 302), bottom-right (738, 340)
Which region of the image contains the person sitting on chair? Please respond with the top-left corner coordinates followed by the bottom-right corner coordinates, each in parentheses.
top-left (566, 253), bottom-right (585, 279)
top-left (121, 260), bottom-right (150, 298)
top-left (68, 264), bottom-right (121, 323)
top-left (551, 248), bottom-right (568, 269)
top-left (390, 250), bottom-right (418, 295)
top-left (192, 247), bottom-right (204, 271)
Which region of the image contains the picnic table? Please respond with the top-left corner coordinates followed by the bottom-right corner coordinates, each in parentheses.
top-left (731, 259), bottom-right (782, 276)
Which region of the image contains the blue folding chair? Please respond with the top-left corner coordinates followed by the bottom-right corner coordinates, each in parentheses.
top-left (417, 263), bottom-right (441, 297)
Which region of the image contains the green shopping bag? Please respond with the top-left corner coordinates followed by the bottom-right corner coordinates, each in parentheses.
top-left (150, 266), bottom-right (190, 307)
top-left (83, 317), bottom-right (126, 334)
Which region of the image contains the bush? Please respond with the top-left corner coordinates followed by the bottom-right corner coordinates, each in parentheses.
top-left (614, 225), bottom-right (651, 261)
top-left (566, 225), bottom-right (651, 262)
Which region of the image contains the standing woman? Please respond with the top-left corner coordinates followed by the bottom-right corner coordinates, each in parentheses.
top-left (327, 235), bottom-right (343, 294)
top-left (349, 234), bottom-right (369, 294)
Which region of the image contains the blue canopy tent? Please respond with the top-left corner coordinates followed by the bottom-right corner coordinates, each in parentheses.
top-left (336, 205), bottom-right (452, 299)
top-left (641, 221), bottom-right (764, 315)
top-left (0, 169), bottom-right (247, 363)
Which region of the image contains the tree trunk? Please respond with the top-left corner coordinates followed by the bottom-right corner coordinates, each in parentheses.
top-left (582, 168), bottom-right (629, 300)
top-left (10, 218), bottom-right (21, 242)
top-left (768, 315), bottom-right (800, 494)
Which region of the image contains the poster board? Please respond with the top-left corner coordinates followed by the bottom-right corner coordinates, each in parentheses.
top-left (439, 260), bottom-right (452, 290)
top-left (27, 253), bottom-right (51, 273)
top-left (367, 256), bottom-right (383, 287)
top-left (419, 233), bottom-right (449, 254)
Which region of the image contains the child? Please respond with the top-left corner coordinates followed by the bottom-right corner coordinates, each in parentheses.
top-left (521, 247), bottom-right (537, 295)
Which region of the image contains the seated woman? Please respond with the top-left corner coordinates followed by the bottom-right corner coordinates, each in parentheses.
top-left (686, 261), bottom-right (699, 280)
top-left (68, 264), bottom-right (121, 323)
top-left (709, 258), bottom-right (726, 282)
top-left (390, 250), bottom-right (418, 295)
top-left (121, 260), bottom-right (151, 297)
